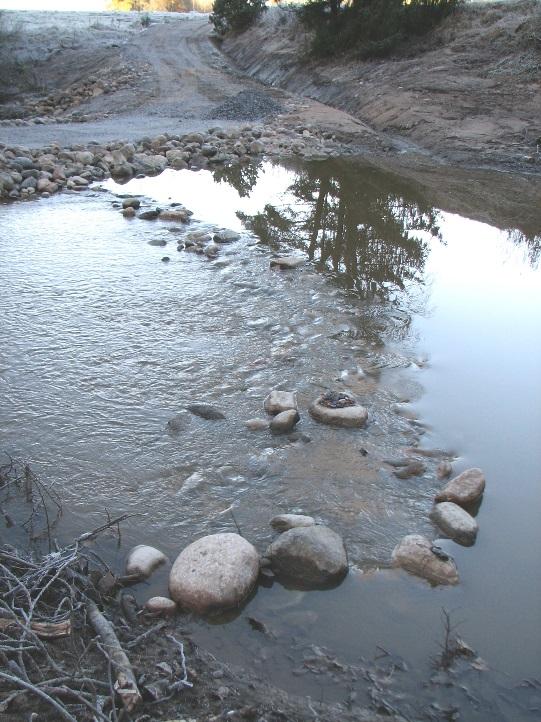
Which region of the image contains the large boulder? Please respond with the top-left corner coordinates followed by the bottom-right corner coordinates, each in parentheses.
top-left (435, 468), bottom-right (485, 507)
top-left (430, 502), bottom-right (479, 546)
top-left (266, 525), bottom-right (348, 587)
top-left (309, 391), bottom-right (368, 428)
top-left (169, 533), bottom-right (259, 615)
top-left (264, 390), bottom-right (297, 416)
top-left (392, 534), bottom-right (459, 585)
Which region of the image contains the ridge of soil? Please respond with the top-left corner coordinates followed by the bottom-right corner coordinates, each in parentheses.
top-left (222, 0), bottom-right (541, 172)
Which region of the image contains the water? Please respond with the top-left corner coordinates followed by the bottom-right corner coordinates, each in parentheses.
top-left (0, 158), bottom-right (540, 719)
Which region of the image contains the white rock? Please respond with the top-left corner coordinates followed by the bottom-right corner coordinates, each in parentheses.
top-left (126, 545), bottom-right (167, 579)
top-left (266, 525), bottom-right (348, 586)
top-left (270, 409), bottom-right (299, 434)
top-left (169, 533), bottom-right (259, 614)
top-left (270, 514), bottom-right (316, 532)
top-left (264, 390), bottom-right (297, 416)
top-left (435, 468), bottom-right (485, 507)
top-left (144, 596), bottom-right (177, 615)
top-left (392, 534), bottom-right (459, 585)
top-left (309, 392), bottom-right (368, 428)
top-left (430, 502), bottom-right (479, 546)
top-left (270, 255), bottom-right (305, 270)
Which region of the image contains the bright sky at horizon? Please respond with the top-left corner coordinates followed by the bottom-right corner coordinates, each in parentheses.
top-left (0, 0), bottom-right (108, 10)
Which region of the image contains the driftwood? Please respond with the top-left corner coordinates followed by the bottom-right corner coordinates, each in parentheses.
top-left (86, 599), bottom-right (142, 712)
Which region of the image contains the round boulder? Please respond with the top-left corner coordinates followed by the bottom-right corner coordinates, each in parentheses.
top-left (430, 502), bottom-right (479, 546)
top-left (392, 534), bottom-right (459, 585)
top-left (270, 409), bottom-right (300, 434)
top-left (144, 596), bottom-right (177, 616)
top-left (266, 525), bottom-right (348, 587)
top-left (309, 391), bottom-right (368, 428)
top-left (169, 533), bottom-right (259, 615)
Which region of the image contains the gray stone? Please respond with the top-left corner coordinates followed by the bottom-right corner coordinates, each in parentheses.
top-left (126, 545), bottom-right (167, 579)
top-left (270, 514), bottom-right (316, 532)
top-left (435, 468), bottom-right (485, 507)
top-left (392, 534), bottom-right (459, 585)
top-left (266, 525), bottom-right (348, 587)
top-left (148, 239), bottom-right (167, 246)
top-left (122, 197), bottom-right (141, 209)
top-left (214, 229), bottom-right (241, 243)
top-left (264, 390), bottom-right (297, 416)
top-left (309, 392), bottom-right (368, 428)
top-left (393, 461), bottom-right (426, 479)
top-left (430, 502), bottom-right (479, 546)
top-left (138, 209), bottom-right (160, 220)
top-left (169, 533), bottom-right (259, 614)
top-left (187, 403), bottom-right (225, 420)
top-left (270, 409), bottom-right (299, 434)
top-left (270, 255), bottom-right (305, 270)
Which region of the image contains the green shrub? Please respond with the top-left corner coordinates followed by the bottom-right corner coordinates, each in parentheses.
top-left (299, 0), bottom-right (462, 59)
top-left (140, 12), bottom-right (151, 26)
top-left (210, 0), bottom-right (266, 35)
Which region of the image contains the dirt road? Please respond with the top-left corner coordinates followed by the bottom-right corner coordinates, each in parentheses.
top-left (0, 12), bottom-right (369, 149)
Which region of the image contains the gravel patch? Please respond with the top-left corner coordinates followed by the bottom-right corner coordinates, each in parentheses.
top-left (207, 90), bottom-right (284, 121)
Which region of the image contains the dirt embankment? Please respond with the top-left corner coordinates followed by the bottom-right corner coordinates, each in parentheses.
top-left (222, 1), bottom-right (541, 171)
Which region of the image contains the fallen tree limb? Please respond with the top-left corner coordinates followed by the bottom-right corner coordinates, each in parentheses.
top-left (0, 670), bottom-right (78, 722)
top-left (86, 599), bottom-right (142, 712)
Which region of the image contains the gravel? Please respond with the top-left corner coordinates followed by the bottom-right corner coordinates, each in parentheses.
top-left (207, 90), bottom-right (284, 121)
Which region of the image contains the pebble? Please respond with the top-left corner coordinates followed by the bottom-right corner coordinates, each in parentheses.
top-left (144, 596), bottom-right (177, 616)
top-left (270, 514), bottom-right (316, 532)
top-left (126, 545), bottom-right (167, 579)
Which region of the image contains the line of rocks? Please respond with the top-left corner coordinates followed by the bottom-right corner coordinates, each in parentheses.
top-left (0, 123), bottom-right (351, 201)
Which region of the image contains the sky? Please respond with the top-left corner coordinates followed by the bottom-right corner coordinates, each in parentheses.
top-left (0, 1), bottom-right (108, 10)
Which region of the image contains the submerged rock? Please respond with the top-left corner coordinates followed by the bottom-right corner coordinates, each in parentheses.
top-left (245, 418), bottom-right (269, 431)
top-left (435, 468), bottom-right (485, 507)
top-left (186, 403), bottom-right (225, 420)
top-left (144, 596), bottom-right (177, 616)
top-left (270, 255), bottom-right (305, 270)
top-left (270, 409), bottom-right (299, 434)
top-left (437, 461), bottom-right (453, 480)
top-left (266, 525), bottom-right (348, 587)
top-left (309, 391), bottom-right (368, 428)
top-left (122, 197), bottom-right (140, 210)
top-left (393, 460), bottom-right (426, 479)
top-left (169, 533), bottom-right (259, 614)
top-left (430, 502), bottom-right (479, 546)
top-left (264, 390), bottom-right (297, 416)
top-left (392, 534), bottom-right (459, 585)
top-left (138, 209), bottom-right (160, 220)
top-left (126, 545), bottom-right (167, 579)
top-left (270, 514), bottom-right (316, 532)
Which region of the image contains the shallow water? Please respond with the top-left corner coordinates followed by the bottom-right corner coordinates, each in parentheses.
top-left (1, 158), bottom-right (540, 719)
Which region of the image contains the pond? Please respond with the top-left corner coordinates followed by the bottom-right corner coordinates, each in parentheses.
top-left (1, 157), bottom-right (540, 720)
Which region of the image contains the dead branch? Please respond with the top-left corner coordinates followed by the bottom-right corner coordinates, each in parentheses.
top-left (87, 599), bottom-right (142, 712)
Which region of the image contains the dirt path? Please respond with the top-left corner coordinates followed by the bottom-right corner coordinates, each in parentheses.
top-left (0, 12), bottom-right (370, 149)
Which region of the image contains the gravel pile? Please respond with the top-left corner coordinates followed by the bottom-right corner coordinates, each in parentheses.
top-left (207, 90), bottom-right (284, 121)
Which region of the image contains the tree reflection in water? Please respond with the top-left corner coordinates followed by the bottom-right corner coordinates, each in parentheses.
top-left (219, 158), bottom-right (442, 299)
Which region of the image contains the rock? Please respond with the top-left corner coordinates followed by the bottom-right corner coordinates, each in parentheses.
top-left (435, 468), bottom-right (485, 507)
top-left (309, 391), bottom-right (368, 428)
top-left (264, 390), bottom-right (297, 416)
top-left (392, 534), bottom-right (459, 585)
top-left (266, 526), bottom-right (348, 587)
top-left (138, 209), bottom-right (160, 220)
top-left (161, 256), bottom-right (170, 262)
top-left (122, 207), bottom-right (136, 218)
top-left (148, 239), bottom-right (167, 246)
top-left (270, 255), bottom-right (305, 270)
top-left (204, 242), bottom-right (220, 258)
top-left (186, 403), bottom-right (225, 420)
top-left (214, 229), bottom-right (241, 243)
top-left (437, 461), bottom-right (453, 480)
top-left (249, 140), bottom-right (265, 154)
top-left (144, 596), bottom-right (177, 616)
top-left (122, 197), bottom-right (140, 209)
top-left (270, 409), bottom-right (299, 434)
top-left (270, 514), bottom-right (316, 532)
top-left (159, 210), bottom-right (188, 222)
top-left (167, 412), bottom-right (190, 432)
top-left (169, 533), bottom-right (259, 614)
top-left (126, 545), bottom-right (167, 579)
top-left (393, 461), bottom-right (426, 479)
top-left (245, 418), bottom-right (269, 431)
top-left (430, 502), bottom-right (479, 546)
